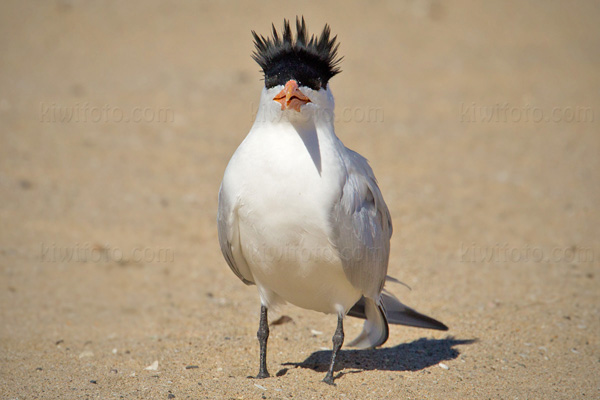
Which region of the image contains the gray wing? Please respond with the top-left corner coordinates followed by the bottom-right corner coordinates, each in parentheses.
top-left (331, 149), bottom-right (393, 299)
top-left (217, 184), bottom-right (254, 285)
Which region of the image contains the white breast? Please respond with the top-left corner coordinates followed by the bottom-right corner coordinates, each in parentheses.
top-left (221, 121), bottom-right (361, 314)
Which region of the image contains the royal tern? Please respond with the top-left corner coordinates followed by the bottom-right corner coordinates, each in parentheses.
top-left (218, 17), bottom-right (447, 385)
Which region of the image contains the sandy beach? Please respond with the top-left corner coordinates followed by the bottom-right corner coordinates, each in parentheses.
top-left (1, 1), bottom-right (598, 399)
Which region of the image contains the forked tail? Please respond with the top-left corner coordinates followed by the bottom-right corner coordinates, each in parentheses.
top-left (346, 291), bottom-right (448, 348)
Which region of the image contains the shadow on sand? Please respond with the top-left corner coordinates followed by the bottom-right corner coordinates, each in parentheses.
top-left (280, 337), bottom-right (475, 377)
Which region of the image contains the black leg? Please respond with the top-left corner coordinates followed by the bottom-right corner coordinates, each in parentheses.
top-left (256, 305), bottom-right (270, 379)
top-left (322, 314), bottom-right (344, 385)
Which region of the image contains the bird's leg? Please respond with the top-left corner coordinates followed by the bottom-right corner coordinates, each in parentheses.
top-left (256, 305), bottom-right (270, 379)
top-left (322, 314), bottom-right (344, 385)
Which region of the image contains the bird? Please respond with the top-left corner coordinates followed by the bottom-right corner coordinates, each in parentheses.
top-left (217, 17), bottom-right (448, 385)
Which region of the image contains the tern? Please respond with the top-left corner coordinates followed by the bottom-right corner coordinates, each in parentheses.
top-left (218, 17), bottom-right (448, 385)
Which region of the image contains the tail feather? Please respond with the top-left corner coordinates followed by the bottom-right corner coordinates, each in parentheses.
top-left (346, 297), bottom-right (389, 349)
top-left (381, 290), bottom-right (448, 331)
top-left (347, 291), bottom-right (448, 348)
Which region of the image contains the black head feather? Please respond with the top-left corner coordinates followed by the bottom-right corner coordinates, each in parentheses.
top-left (252, 17), bottom-right (342, 90)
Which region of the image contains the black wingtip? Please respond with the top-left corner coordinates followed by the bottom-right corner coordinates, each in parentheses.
top-left (348, 296), bottom-right (449, 332)
top-left (387, 307), bottom-right (449, 331)
top-left (377, 303), bottom-right (390, 347)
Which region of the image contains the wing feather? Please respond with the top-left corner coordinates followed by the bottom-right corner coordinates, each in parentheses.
top-left (217, 184), bottom-right (254, 285)
top-left (331, 149), bottom-right (392, 299)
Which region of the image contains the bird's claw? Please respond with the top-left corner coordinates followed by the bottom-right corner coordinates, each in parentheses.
top-left (322, 374), bottom-right (336, 386)
top-left (255, 370), bottom-right (270, 379)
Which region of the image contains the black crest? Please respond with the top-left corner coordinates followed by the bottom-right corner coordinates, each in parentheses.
top-left (252, 17), bottom-right (342, 90)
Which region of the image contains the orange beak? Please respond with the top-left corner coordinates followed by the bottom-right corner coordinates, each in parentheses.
top-left (273, 80), bottom-right (311, 112)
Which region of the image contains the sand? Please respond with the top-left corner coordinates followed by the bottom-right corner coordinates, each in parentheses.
top-left (1, 1), bottom-right (598, 399)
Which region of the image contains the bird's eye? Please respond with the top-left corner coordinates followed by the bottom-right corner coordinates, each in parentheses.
top-left (304, 78), bottom-right (321, 91)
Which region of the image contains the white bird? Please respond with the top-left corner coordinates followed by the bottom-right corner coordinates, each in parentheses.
top-left (218, 17), bottom-right (447, 385)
